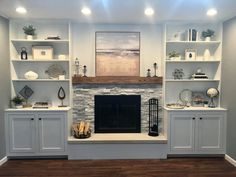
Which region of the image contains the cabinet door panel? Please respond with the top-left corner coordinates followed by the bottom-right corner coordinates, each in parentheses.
top-left (197, 114), bottom-right (224, 152)
top-left (170, 113), bottom-right (195, 152)
top-left (8, 114), bottom-right (36, 153)
top-left (38, 114), bottom-right (65, 152)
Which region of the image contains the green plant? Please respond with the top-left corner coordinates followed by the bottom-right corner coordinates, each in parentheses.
top-left (23, 25), bottom-right (36, 35)
top-left (169, 51), bottom-right (180, 58)
top-left (12, 95), bottom-right (24, 105)
top-left (201, 29), bottom-right (215, 38)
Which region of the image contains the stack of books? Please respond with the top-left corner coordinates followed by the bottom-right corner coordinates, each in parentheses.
top-left (190, 72), bottom-right (208, 80)
top-left (188, 29), bottom-right (198, 41)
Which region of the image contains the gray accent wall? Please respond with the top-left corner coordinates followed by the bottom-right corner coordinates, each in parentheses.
top-left (222, 16), bottom-right (236, 160)
top-left (0, 16), bottom-right (10, 159)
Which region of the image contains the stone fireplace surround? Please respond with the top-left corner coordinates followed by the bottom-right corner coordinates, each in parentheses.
top-left (73, 84), bottom-right (163, 134)
top-left (69, 84), bottom-right (167, 159)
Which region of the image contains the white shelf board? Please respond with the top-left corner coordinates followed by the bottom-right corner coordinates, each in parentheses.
top-left (166, 41), bottom-right (221, 44)
top-left (166, 60), bottom-right (221, 63)
top-left (11, 39), bottom-right (69, 43)
top-left (11, 59), bottom-right (69, 62)
top-left (12, 79), bottom-right (70, 82)
top-left (164, 106), bottom-right (227, 111)
top-left (165, 79), bottom-right (220, 82)
top-left (5, 107), bottom-right (71, 112)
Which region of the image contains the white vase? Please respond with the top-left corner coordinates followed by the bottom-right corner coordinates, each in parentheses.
top-left (204, 49), bottom-right (211, 60)
top-left (26, 35), bottom-right (33, 40)
top-left (205, 37), bottom-right (211, 42)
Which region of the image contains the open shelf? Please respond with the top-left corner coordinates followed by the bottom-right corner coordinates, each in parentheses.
top-left (11, 59), bottom-right (69, 62)
top-left (12, 79), bottom-right (70, 82)
top-left (11, 39), bottom-right (69, 43)
top-left (165, 79), bottom-right (220, 82)
top-left (166, 60), bottom-right (220, 63)
top-left (166, 41), bottom-right (221, 44)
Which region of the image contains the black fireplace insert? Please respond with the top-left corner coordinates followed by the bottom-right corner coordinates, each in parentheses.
top-left (95, 95), bottom-right (141, 133)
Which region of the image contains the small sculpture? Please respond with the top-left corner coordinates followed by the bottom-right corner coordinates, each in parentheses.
top-left (19, 85), bottom-right (34, 107)
top-left (172, 69), bottom-right (184, 79)
top-left (74, 58), bottom-right (81, 76)
top-left (58, 87), bottom-right (66, 107)
top-left (24, 71), bottom-right (38, 80)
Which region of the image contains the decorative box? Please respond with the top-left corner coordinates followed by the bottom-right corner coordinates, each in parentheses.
top-left (32, 45), bottom-right (53, 59)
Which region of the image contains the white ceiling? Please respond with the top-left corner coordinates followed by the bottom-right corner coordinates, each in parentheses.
top-left (0, 0), bottom-right (236, 24)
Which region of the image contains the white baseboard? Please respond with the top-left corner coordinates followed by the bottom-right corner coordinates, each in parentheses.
top-left (0, 156), bottom-right (8, 166)
top-left (225, 154), bottom-right (236, 167)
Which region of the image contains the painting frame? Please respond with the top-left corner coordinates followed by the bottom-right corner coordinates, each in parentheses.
top-left (95, 31), bottom-right (140, 76)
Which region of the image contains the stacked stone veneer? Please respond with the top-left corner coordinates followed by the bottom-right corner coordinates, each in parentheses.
top-left (73, 84), bottom-right (163, 133)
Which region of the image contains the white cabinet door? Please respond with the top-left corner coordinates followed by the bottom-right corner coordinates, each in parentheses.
top-left (8, 114), bottom-right (36, 153)
top-left (170, 113), bottom-right (195, 153)
top-left (197, 113), bottom-right (225, 153)
top-left (38, 113), bottom-right (65, 153)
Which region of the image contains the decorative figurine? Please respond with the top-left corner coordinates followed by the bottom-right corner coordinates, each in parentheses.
top-left (153, 62), bottom-right (158, 77)
top-left (83, 65), bottom-right (87, 77)
top-left (58, 86), bottom-right (66, 107)
top-left (74, 58), bottom-right (81, 76)
top-left (206, 88), bottom-right (219, 108)
top-left (147, 69), bottom-right (151, 77)
top-left (21, 47), bottom-right (28, 60)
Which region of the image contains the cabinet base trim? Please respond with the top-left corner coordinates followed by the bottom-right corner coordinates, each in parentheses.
top-left (225, 154), bottom-right (236, 167)
top-left (0, 156), bottom-right (8, 166)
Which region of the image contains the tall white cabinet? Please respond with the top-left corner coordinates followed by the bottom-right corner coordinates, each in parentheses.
top-left (164, 23), bottom-right (227, 155)
top-left (5, 19), bottom-right (72, 157)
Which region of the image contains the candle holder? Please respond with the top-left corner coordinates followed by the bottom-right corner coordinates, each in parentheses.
top-left (153, 62), bottom-right (158, 77)
top-left (147, 69), bottom-right (151, 77)
top-left (83, 65), bottom-right (87, 77)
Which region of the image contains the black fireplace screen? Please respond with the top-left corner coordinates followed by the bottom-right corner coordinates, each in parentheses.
top-left (95, 95), bottom-right (141, 133)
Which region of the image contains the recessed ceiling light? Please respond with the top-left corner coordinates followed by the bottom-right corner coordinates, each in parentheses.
top-left (16, 7), bottom-right (27, 14)
top-left (207, 8), bottom-right (218, 16)
top-left (145, 8), bottom-right (154, 16)
top-left (81, 7), bottom-right (91, 15)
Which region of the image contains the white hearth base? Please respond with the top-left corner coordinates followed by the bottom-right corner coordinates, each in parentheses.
top-left (68, 133), bottom-right (168, 159)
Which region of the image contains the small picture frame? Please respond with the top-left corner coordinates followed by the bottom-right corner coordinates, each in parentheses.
top-left (192, 92), bottom-right (205, 107)
top-left (185, 49), bottom-right (196, 60)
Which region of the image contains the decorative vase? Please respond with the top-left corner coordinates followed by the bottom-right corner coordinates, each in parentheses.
top-left (205, 37), bottom-right (211, 42)
top-left (26, 35), bottom-right (33, 40)
top-left (204, 49), bottom-right (211, 60)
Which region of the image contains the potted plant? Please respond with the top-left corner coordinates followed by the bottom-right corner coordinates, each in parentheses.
top-left (201, 29), bottom-right (215, 41)
top-left (168, 51), bottom-right (181, 60)
top-left (12, 95), bottom-right (24, 109)
top-left (23, 25), bottom-right (36, 40)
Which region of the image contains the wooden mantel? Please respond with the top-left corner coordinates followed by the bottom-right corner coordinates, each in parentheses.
top-left (72, 76), bottom-right (163, 84)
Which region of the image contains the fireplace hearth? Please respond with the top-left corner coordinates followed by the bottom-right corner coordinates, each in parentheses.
top-left (95, 95), bottom-right (141, 133)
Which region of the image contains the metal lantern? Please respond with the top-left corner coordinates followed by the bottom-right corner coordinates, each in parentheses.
top-left (148, 98), bottom-right (159, 136)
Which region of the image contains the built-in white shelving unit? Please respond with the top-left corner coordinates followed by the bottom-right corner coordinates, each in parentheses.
top-left (164, 22), bottom-right (223, 107)
top-left (9, 20), bottom-right (71, 107)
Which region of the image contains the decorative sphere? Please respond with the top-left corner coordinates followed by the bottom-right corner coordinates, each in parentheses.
top-left (207, 88), bottom-right (219, 98)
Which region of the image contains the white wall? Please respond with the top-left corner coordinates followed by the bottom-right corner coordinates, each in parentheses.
top-left (0, 16), bottom-right (10, 159)
top-left (71, 23), bottom-right (163, 77)
top-left (222, 16), bottom-right (236, 160)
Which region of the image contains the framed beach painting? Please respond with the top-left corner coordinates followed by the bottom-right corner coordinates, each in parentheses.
top-left (95, 32), bottom-right (140, 76)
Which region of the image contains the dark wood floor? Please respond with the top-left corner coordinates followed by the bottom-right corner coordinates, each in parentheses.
top-left (0, 158), bottom-right (236, 177)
